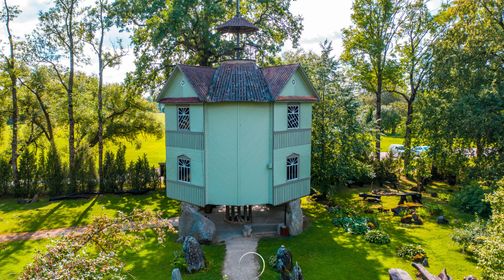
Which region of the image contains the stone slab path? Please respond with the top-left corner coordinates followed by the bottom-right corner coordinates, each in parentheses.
top-left (223, 236), bottom-right (260, 280)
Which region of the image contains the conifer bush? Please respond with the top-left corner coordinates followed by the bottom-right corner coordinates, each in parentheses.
top-left (44, 147), bottom-right (65, 196)
top-left (17, 149), bottom-right (38, 198)
top-left (0, 158), bottom-right (11, 196)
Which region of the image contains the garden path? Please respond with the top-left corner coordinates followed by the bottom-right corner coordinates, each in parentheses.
top-left (0, 217), bottom-right (178, 243)
top-left (223, 236), bottom-right (261, 280)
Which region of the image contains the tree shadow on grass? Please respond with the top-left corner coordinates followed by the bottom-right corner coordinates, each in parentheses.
top-left (99, 191), bottom-right (180, 218)
top-left (0, 239), bottom-right (49, 278)
top-left (71, 195), bottom-right (99, 227)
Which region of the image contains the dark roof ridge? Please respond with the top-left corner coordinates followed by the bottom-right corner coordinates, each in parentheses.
top-left (261, 63), bottom-right (300, 69)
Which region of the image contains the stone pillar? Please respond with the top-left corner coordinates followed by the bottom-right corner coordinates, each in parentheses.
top-left (286, 199), bottom-right (303, 236)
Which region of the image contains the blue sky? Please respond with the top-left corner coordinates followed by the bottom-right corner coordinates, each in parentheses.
top-left (1, 0), bottom-right (442, 84)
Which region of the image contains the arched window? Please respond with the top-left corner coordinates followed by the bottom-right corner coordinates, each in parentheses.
top-left (177, 156), bottom-right (191, 183)
top-left (177, 107), bottom-right (190, 131)
top-left (286, 154), bottom-right (299, 181)
top-left (287, 104), bottom-right (300, 129)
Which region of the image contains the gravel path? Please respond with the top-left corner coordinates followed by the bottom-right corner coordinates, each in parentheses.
top-left (223, 236), bottom-right (261, 280)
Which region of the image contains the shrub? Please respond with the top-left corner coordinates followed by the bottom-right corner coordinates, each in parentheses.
top-left (423, 203), bottom-right (444, 217)
top-left (451, 218), bottom-right (485, 253)
top-left (128, 154), bottom-right (159, 192)
top-left (450, 184), bottom-right (491, 218)
top-left (397, 244), bottom-right (427, 261)
top-left (365, 230), bottom-right (390, 244)
top-left (16, 149), bottom-right (38, 198)
top-left (115, 146), bottom-right (127, 192)
top-left (75, 147), bottom-right (97, 193)
top-left (101, 151), bottom-right (116, 193)
top-left (477, 182), bottom-right (504, 280)
top-left (171, 250), bottom-right (188, 272)
top-left (372, 155), bottom-right (401, 187)
top-left (332, 216), bottom-right (369, 235)
top-left (0, 158), bottom-right (11, 196)
top-left (44, 147), bottom-right (65, 196)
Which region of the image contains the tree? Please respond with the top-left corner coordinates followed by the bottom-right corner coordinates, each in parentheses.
top-left (25, 0), bottom-right (87, 192)
top-left (21, 210), bottom-right (174, 279)
top-left (392, 0), bottom-right (439, 170)
top-left (1, 0), bottom-right (21, 192)
top-left (342, 0), bottom-right (404, 160)
top-left (478, 180), bottom-right (504, 280)
top-left (284, 42), bottom-right (372, 196)
top-left (85, 0), bottom-right (125, 190)
top-left (111, 0), bottom-right (303, 95)
top-left (18, 66), bottom-right (59, 150)
top-left (415, 0), bottom-right (504, 182)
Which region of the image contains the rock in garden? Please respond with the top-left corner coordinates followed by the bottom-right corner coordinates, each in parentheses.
top-left (430, 192), bottom-right (438, 198)
top-left (276, 245), bottom-right (293, 273)
top-left (171, 268), bottom-right (183, 280)
top-left (292, 262), bottom-right (304, 280)
top-left (464, 275), bottom-right (477, 280)
top-left (411, 213), bottom-right (423, 225)
top-left (178, 203), bottom-right (216, 243)
top-left (436, 216), bottom-right (449, 225)
top-left (388, 268), bottom-right (413, 280)
top-left (182, 236), bottom-right (205, 273)
top-left (286, 199), bottom-right (304, 236)
top-left (242, 224), bottom-right (252, 237)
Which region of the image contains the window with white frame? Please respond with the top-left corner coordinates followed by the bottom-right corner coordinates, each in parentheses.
top-left (286, 154), bottom-right (299, 181)
top-left (287, 105), bottom-right (300, 129)
top-left (177, 156), bottom-right (191, 182)
top-left (177, 107), bottom-right (190, 131)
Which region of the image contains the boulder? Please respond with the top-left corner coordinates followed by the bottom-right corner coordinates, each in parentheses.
top-left (171, 268), bottom-right (183, 280)
top-left (436, 216), bottom-right (449, 225)
top-left (464, 276), bottom-right (477, 280)
top-left (178, 203), bottom-right (216, 243)
top-left (286, 199), bottom-right (304, 236)
top-left (292, 262), bottom-right (304, 280)
top-left (242, 224), bottom-right (252, 237)
top-left (182, 236), bottom-right (205, 273)
top-left (388, 268), bottom-right (413, 280)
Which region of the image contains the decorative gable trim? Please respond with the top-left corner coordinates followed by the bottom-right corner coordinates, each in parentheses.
top-left (158, 97), bottom-right (202, 104)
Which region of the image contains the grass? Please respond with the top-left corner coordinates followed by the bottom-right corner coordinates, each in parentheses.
top-left (381, 135), bottom-right (405, 152)
top-left (0, 113), bottom-right (166, 165)
top-left (0, 233), bottom-right (225, 279)
top-left (257, 182), bottom-right (480, 280)
top-left (0, 192), bottom-right (225, 279)
top-left (0, 191), bottom-right (178, 234)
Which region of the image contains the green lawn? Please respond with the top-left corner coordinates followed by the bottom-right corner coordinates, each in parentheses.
top-left (0, 113), bottom-right (166, 166)
top-left (0, 234), bottom-right (225, 279)
top-left (257, 182), bottom-right (480, 279)
top-left (0, 191), bottom-right (225, 279)
top-left (381, 135), bottom-right (405, 152)
top-left (0, 191), bottom-right (178, 234)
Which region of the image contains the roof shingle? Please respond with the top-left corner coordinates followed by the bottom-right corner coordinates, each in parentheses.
top-left (261, 64), bottom-right (300, 98)
top-left (207, 60), bottom-right (272, 102)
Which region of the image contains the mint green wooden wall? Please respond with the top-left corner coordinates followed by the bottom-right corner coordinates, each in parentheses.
top-left (205, 103), bottom-right (272, 205)
top-left (278, 71), bottom-right (313, 97)
top-left (163, 71), bottom-right (198, 98)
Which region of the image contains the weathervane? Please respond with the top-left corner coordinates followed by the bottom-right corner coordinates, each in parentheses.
top-left (216, 0), bottom-right (259, 60)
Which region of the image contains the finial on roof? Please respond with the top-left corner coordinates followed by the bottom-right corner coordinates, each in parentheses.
top-left (216, 0), bottom-right (259, 60)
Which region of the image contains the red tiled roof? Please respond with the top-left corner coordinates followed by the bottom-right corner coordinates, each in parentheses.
top-left (261, 64), bottom-right (300, 98)
top-left (159, 61), bottom-right (317, 103)
top-left (178, 65), bottom-right (215, 100)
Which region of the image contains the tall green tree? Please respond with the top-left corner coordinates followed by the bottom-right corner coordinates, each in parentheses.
top-left (285, 42), bottom-right (372, 196)
top-left (85, 0), bottom-right (125, 189)
top-left (392, 0), bottom-right (439, 170)
top-left (342, 0), bottom-right (404, 160)
top-left (1, 0), bottom-right (21, 191)
top-left (416, 0), bottom-right (504, 181)
top-left (111, 0), bottom-right (303, 95)
top-left (25, 0), bottom-right (87, 192)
